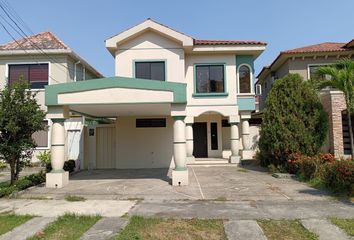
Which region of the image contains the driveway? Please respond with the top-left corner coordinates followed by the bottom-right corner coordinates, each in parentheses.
top-left (20, 165), bottom-right (332, 202)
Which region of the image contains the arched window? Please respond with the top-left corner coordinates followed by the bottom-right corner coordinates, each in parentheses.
top-left (239, 65), bottom-right (251, 93)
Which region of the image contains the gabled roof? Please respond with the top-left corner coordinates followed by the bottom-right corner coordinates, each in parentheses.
top-left (0, 31), bottom-right (69, 50)
top-left (0, 32), bottom-right (103, 78)
top-left (256, 39), bottom-right (354, 83)
top-left (106, 18), bottom-right (267, 55)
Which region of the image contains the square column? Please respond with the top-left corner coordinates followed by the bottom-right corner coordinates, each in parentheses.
top-left (172, 116), bottom-right (188, 186)
top-left (46, 118), bottom-right (69, 188)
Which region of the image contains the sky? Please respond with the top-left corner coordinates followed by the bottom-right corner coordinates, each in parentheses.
top-left (1, 0), bottom-right (353, 78)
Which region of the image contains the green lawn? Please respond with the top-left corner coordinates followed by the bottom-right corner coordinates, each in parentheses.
top-left (258, 219), bottom-right (318, 240)
top-left (116, 216), bottom-right (227, 240)
top-left (330, 218), bottom-right (354, 237)
top-left (28, 213), bottom-right (101, 240)
top-left (0, 214), bottom-right (33, 235)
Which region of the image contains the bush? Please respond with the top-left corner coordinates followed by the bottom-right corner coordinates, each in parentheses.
top-left (258, 74), bottom-right (328, 167)
top-left (0, 160), bottom-right (7, 170)
top-left (322, 159), bottom-right (354, 195)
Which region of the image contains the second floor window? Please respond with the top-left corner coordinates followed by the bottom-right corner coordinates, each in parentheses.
top-left (135, 61), bottom-right (165, 81)
top-left (239, 65), bottom-right (251, 93)
top-left (196, 65), bottom-right (224, 93)
top-left (8, 63), bottom-right (49, 89)
top-left (309, 65), bottom-right (332, 81)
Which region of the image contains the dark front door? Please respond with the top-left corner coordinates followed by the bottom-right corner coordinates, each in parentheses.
top-left (193, 122), bottom-right (208, 158)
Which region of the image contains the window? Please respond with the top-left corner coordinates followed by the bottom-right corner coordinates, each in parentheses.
top-left (308, 65), bottom-right (331, 80)
top-left (136, 118), bottom-right (166, 128)
top-left (135, 61), bottom-right (165, 81)
top-left (32, 120), bottom-right (49, 148)
top-left (8, 63), bottom-right (49, 89)
top-left (210, 122), bottom-right (218, 150)
top-left (239, 65), bottom-right (251, 93)
top-left (195, 65), bottom-right (224, 93)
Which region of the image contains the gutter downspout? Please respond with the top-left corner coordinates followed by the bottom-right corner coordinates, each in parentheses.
top-left (74, 61), bottom-right (81, 81)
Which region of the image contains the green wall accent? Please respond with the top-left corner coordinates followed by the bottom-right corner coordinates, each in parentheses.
top-left (236, 55), bottom-right (255, 74)
top-left (238, 97), bottom-right (255, 111)
top-left (45, 76), bottom-right (187, 106)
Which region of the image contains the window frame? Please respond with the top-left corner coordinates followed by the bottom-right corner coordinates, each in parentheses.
top-left (237, 63), bottom-right (253, 94)
top-left (6, 62), bottom-right (51, 91)
top-left (307, 63), bottom-right (332, 80)
top-left (133, 60), bottom-right (167, 81)
top-left (33, 119), bottom-right (51, 150)
top-left (193, 63), bottom-right (228, 97)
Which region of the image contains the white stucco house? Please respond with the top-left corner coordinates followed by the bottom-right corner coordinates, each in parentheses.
top-left (42, 19), bottom-right (267, 187)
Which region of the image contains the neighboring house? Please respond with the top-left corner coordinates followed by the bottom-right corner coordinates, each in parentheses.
top-left (44, 19), bottom-right (266, 187)
top-left (0, 32), bottom-right (103, 165)
top-left (256, 40), bottom-right (354, 157)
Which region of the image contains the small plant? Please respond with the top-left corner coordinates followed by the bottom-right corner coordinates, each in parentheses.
top-left (0, 161), bottom-right (8, 170)
top-left (65, 195), bottom-right (86, 202)
top-left (36, 151), bottom-right (51, 166)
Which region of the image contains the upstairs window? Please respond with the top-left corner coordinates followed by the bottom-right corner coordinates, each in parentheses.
top-left (135, 61), bottom-right (165, 81)
top-left (195, 65), bottom-right (225, 93)
top-left (308, 65), bottom-right (332, 81)
top-left (239, 65), bottom-right (251, 93)
top-left (8, 63), bottom-right (49, 89)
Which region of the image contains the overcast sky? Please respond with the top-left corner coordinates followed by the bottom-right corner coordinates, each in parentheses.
top-left (1, 0), bottom-right (353, 78)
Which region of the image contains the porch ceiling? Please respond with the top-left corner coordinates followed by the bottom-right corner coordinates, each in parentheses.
top-left (45, 76), bottom-right (186, 117)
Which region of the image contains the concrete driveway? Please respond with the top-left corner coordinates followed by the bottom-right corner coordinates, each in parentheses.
top-left (20, 165), bottom-right (332, 202)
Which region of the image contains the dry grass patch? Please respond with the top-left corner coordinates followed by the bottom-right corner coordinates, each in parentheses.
top-left (257, 219), bottom-right (318, 240)
top-left (116, 216), bottom-right (227, 240)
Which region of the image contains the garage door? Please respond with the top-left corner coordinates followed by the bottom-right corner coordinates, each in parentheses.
top-left (96, 125), bottom-right (116, 168)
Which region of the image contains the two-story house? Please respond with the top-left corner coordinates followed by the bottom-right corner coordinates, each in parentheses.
top-left (0, 32), bottom-right (103, 165)
top-left (256, 40), bottom-right (354, 158)
top-left (44, 19), bottom-right (266, 187)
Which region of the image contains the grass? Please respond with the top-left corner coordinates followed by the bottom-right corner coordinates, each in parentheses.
top-left (0, 213), bottom-right (33, 235)
top-left (330, 218), bottom-right (354, 237)
top-left (116, 216), bottom-right (227, 240)
top-left (257, 219), bottom-right (318, 240)
top-left (237, 168), bottom-right (249, 173)
top-left (28, 213), bottom-right (101, 240)
top-left (64, 195), bottom-right (86, 202)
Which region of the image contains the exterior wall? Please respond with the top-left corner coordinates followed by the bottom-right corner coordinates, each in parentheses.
top-left (115, 31), bottom-right (185, 83)
top-left (320, 90), bottom-right (347, 157)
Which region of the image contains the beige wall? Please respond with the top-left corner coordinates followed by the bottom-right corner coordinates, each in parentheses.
top-left (115, 31), bottom-right (185, 83)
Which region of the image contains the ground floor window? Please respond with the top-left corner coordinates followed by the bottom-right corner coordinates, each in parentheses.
top-left (210, 122), bottom-right (218, 150)
top-left (32, 120), bottom-right (49, 148)
top-left (136, 118), bottom-right (166, 128)
top-left (341, 110), bottom-right (354, 155)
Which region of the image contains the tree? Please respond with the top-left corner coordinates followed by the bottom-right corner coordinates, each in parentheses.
top-left (0, 80), bottom-right (46, 184)
top-left (315, 58), bottom-right (354, 155)
top-left (259, 74), bottom-right (328, 167)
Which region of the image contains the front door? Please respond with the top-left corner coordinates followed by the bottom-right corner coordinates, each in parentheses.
top-left (193, 122), bottom-right (208, 158)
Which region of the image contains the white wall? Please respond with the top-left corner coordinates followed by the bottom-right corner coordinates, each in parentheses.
top-left (115, 31), bottom-right (185, 83)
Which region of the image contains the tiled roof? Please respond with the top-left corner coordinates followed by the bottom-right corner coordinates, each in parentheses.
top-left (282, 42), bottom-right (347, 54)
top-left (194, 39), bottom-right (267, 46)
top-left (0, 32), bottom-right (69, 50)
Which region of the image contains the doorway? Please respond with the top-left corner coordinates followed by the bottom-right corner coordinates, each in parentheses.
top-left (193, 122), bottom-right (208, 158)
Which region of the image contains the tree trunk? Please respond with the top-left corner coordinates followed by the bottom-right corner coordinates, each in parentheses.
top-left (347, 109), bottom-right (354, 157)
top-left (9, 161), bottom-right (15, 185)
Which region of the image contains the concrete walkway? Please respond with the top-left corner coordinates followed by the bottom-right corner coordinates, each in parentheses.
top-left (0, 217), bottom-right (55, 240)
top-left (80, 217), bottom-right (128, 240)
top-left (224, 220), bottom-right (267, 240)
top-left (301, 219), bottom-right (351, 240)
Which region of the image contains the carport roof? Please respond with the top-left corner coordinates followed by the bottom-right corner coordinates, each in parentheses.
top-left (45, 76), bottom-right (187, 106)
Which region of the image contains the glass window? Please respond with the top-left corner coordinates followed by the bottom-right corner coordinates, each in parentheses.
top-left (196, 65), bottom-right (224, 93)
top-left (135, 61), bottom-right (165, 81)
top-left (309, 65), bottom-right (332, 80)
top-left (32, 120), bottom-right (49, 148)
top-left (239, 65), bottom-right (251, 93)
top-left (210, 122), bottom-right (218, 150)
top-left (8, 63), bottom-right (49, 89)
top-left (136, 118), bottom-right (166, 128)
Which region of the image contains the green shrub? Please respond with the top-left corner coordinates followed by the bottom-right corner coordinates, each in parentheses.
top-left (322, 159), bottom-right (354, 196)
top-left (0, 160), bottom-right (7, 170)
top-left (258, 74), bottom-right (328, 167)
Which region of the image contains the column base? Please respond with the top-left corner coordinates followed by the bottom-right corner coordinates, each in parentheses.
top-left (241, 150), bottom-right (254, 160)
top-left (46, 171), bottom-right (69, 188)
top-left (186, 156), bottom-right (195, 164)
top-left (172, 169), bottom-right (189, 186)
top-left (229, 155), bottom-right (241, 164)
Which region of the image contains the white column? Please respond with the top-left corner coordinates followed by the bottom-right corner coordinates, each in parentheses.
top-left (46, 118), bottom-right (69, 188)
top-left (229, 123), bottom-right (241, 164)
top-left (241, 119), bottom-right (253, 160)
top-left (172, 116), bottom-right (189, 186)
top-left (185, 123), bottom-right (195, 163)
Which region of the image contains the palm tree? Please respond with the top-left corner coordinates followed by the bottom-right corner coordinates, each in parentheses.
top-left (315, 58), bottom-right (354, 155)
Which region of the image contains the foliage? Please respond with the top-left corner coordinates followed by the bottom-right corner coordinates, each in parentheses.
top-left (0, 160), bottom-right (7, 170)
top-left (330, 218), bottom-right (354, 237)
top-left (259, 74), bottom-right (328, 167)
top-left (0, 171), bottom-right (45, 198)
top-left (0, 80), bottom-right (46, 184)
top-left (288, 153), bottom-right (354, 196)
top-left (65, 195), bottom-right (86, 202)
top-left (37, 151), bottom-right (51, 166)
top-left (0, 214), bottom-right (33, 235)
